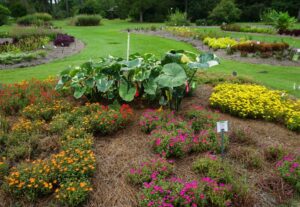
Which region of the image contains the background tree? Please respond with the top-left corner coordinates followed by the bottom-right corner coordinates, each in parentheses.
top-left (208, 0), bottom-right (241, 23)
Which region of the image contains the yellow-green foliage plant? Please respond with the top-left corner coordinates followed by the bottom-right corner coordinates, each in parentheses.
top-left (209, 83), bottom-right (300, 131)
top-left (203, 37), bottom-right (238, 50)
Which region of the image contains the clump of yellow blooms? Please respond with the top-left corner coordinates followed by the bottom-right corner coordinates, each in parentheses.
top-left (11, 118), bottom-right (47, 134)
top-left (55, 178), bottom-right (93, 206)
top-left (22, 100), bottom-right (72, 121)
top-left (165, 26), bottom-right (197, 38)
top-left (210, 83), bottom-right (300, 131)
top-left (203, 37), bottom-right (238, 50)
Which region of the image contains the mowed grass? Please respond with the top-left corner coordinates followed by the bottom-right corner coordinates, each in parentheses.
top-left (0, 19), bottom-right (299, 97)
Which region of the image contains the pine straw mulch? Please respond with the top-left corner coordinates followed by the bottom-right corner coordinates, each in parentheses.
top-left (83, 85), bottom-right (300, 207)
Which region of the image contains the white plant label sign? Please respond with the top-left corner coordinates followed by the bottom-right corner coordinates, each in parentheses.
top-left (217, 121), bottom-right (228, 133)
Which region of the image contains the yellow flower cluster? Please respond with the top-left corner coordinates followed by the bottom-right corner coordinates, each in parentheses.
top-left (5, 147), bottom-right (96, 199)
top-left (11, 118), bottom-right (46, 134)
top-left (165, 26), bottom-right (197, 38)
top-left (209, 83), bottom-right (300, 131)
top-left (22, 100), bottom-right (72, 121)
top-left (203, 37), bottom-right (238, 50)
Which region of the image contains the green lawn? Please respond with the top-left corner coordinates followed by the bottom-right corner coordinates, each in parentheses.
top-left (0, 19), bottom-right (299, 97)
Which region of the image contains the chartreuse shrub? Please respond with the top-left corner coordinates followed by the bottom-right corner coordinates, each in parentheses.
top-left (210, 83), bottom-right (300, 132)
top-left (276, 154), bottom-right (300, 192)
top-left (56, 51), bottom-right (219, 111)
top-left (17, 13), bottom-right (52, 26)
top-left (127, 157), bottom-right (174, 186)
top-left (203, 37), bottom-right (238, 50)
top-left (166, 10), bottom-right (190, 26)
top-left (73, 15), bottom-right (101, 26)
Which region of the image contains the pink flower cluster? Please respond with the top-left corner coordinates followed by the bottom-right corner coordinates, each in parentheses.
top-left (128, 157), bottom-right (174, 185)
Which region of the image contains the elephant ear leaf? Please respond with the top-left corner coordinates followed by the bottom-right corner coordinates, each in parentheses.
top-left (188, 53), bottom-right (220, 69)
top-left (155, 63), bottom-right (187, 88)
top-left (119, 78), bottom-right (136, 102)
top-left (73, 85), bottom-right (87, 99)
top-left (143, 79), bottom-right (157, 95)
top-left (96, 78), bottom-right (114, 92)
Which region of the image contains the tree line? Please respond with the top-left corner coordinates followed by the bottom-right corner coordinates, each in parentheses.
top-left (1, 0), bottom-right (299, 22)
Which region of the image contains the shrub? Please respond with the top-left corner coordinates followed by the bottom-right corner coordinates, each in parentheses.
top-left (55, 178), bottom-right (93, 207)
top-left (195, 19), bottom-right (209, 26)
top-left (272, 12), bottom-right (297, 31)
top-left (11, 118), bottom-right (47, 134)
top-left (208, 0), bottom-right (241, 24)
top-left (54, 34), bottom-right (75, 47)
top-left (278, 29), bottom-right (300, 37)
top-left (139, 177), bottom-right (234, 207)
top-left (22, 100), bottom-right (72, 121)
top-left (221, 24), bottom-right (275, 34)
top-left (276, 155), bottom-right (300, 192)
top-left (73, 15), bottom-right (101, 26)
top-left (232, 41), bottom-right (289, 54)
top-left (81, 104), bottom-right (133, 135)
top-left (192, 155), bottom-right (234, 184)
top-left (203, 37), bottom-right (238, 50)
top-left (8, 26), bottom-right (59, 40)
top-left (0, 36), bottom-right (50, 53)
top-left (0, 78), bottom-right (64, 115)
top-left (229, 127), bottom-right (257, 145)
top-left (139, 109), bottom-right (163, 134)
top-left (264, 144), bottom-right (287, 162)
top-left (0, 5), bottom-right (11, 26)
top-left (17, 13), bottom-right (52, 26)
top-left (4, 148), bottom-right (96, 200)
top-left (0, 159), bottom-right (9, 179)
top-left (0, 50), bottom-right (46, 65)
top-left (9, 2), bottom-right (27, 18)
top-left (0, 115), bottom-right (9, 132)
top-left (166, 10), bottom-right (190, 26)
top-left (127, 157), bottom-right (174, 185)
top-left (210, 83), bottom-right (300, 132)
top-left (228, 146), bottom-right (263, 169)
top-left (78, 0), bottom-right (101, 15)
top-left (260, 9), bottom-right (279, 25)
top-left (185, 106), bottom-right (219, 133)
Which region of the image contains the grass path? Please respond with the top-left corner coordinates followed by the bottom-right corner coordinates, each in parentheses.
top-left (0, 20), bottom-right (299, 97)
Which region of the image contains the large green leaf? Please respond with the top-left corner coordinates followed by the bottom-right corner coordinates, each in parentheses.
top-left (96, 77), bottom-right (114, 92)
top-left (143, 79), bottom-right (157, 95)
top-left (73, 86), bottom-right (87, 99)
top-left (119, 78), bottom-right (136, 102)
top-left (155, 63), bottom-right (187, 88)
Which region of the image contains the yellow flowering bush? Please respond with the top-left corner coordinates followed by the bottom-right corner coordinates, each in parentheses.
top-left (4, 148), bottom-right (96, 200)
top-left (11, 118), bottom-right (47, 134)
top-left (203, 37), bottom-right (238, 50)
top-left (22, 100), bottom-right (72, 121)
top-left (165, 27), bottom-right (197, 38)
top-left (210, 83), bottom-right (300, 131)
top-left (55, 178), bottom-right (93, 207)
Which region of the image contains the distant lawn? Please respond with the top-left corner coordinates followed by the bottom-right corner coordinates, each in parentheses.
top-left (0, 19), bottom-right (299, 97)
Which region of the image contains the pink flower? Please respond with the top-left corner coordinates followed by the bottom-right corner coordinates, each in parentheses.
top-left (156, 138), bottom-right (161, 146)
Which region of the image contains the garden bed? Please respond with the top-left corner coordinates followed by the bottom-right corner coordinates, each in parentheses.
top-left (0, 39), bottom-right (85, 70)
top-left (1, 84), bottom-right (299, 207)
top-left (133, 30), bottom-right (300, 67)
